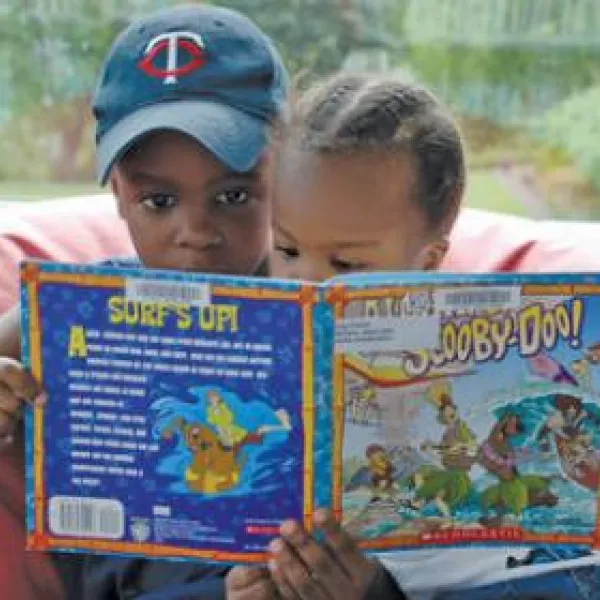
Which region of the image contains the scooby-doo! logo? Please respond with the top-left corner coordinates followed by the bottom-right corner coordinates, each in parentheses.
top-left (401, 298), bottom-right (584, 377)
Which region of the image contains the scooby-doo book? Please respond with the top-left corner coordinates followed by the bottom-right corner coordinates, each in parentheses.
top-left (21, 262), bottom-right (600, 562)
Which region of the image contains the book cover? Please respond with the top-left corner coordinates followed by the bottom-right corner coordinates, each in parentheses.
top-left (21, 261), bottom-right (322, 562)
top-left (331, 273), bottom-right (600, 551)
top-left (22, 262), bottom-right (600, 561)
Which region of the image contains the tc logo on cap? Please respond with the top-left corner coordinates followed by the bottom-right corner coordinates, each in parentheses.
top-left (138, 31), bottom-right (206, 85)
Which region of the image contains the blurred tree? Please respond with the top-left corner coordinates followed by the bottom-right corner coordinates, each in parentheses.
top-left (534, 86), bottom-right (600, 192)
top-left (205, 0), bottom-right (388, 84)
top-left (0, 0), bottom-right (169, 181)
top-left (389, 0), bottom-right (600, 125)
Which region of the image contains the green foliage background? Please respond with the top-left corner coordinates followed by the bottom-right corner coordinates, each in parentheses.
top-left (0, 0), bottom-right (599, 217)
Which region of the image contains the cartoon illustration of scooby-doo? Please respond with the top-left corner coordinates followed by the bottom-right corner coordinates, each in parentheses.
top-left (160, 390), bottom-right (292, 495)
top-left (161, 417), bottom-right (250, 494)
top-left (365, 444), bottom-right (398, 502)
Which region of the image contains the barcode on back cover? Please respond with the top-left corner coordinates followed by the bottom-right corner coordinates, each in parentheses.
top-left (435, 286), bottom-right (521, 311)
top-left (125, 278), bottom-right (210, 306)
top-left (49, 496), bottom-right (124, 539)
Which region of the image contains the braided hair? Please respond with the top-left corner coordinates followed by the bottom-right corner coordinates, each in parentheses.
top-left (282, 74), bottom-right (466, 231)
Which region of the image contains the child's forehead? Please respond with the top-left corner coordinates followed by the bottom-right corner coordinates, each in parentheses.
top-left (277, 149), bottom-right (416, 204)
top-left (116, 131), bottom-right (264, 184)
top-left (274, 155), bottom-right (422, 234)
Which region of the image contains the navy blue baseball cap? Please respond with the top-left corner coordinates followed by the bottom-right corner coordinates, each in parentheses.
top-left (92, 4), bottom-right (289, 184)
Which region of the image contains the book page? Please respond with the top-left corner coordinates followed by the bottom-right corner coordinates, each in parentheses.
top-left (331, 276), bottom-right (600, 552)
top-left (22, 262), bottom-right (316, 563)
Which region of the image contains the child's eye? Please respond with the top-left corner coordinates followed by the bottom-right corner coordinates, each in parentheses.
top-left (275, 244), bottom-right (299, 260)
top-left (215, 187), bottom-right (252, 206)
top-left (141, 193), bottom-right (177, 211)
top-left (330, 257), bottom-right (367, 272)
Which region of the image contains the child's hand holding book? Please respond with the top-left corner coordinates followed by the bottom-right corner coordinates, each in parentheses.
top-left (227, 510), bottom-right (407, 599)
top-left (0, 357), bottom-right (44, 446)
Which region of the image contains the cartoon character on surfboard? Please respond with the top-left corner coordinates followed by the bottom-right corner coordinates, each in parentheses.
top-left (527, 350), bottom-right (600, 492)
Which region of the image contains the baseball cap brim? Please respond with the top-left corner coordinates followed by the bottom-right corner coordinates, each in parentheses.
top-left (96, 100), bottom-right (269, 184)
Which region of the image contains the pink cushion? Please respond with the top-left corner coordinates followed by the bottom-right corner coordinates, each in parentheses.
top-left (442, 209), bottom-right (600, 272)
top-left (0, 196), bottom-right (133, 314)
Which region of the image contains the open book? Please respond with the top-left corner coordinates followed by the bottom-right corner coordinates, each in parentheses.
top-left (21, 261), bottom-right (600, 563)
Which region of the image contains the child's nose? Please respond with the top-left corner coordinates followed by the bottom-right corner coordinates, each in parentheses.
top-left (286, 259), bottom-right (329, 283)
top-left (174, 214), bottom-right (223, 251)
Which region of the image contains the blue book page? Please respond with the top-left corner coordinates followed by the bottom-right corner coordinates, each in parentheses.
top-left (21, 261), bottom-right (319, 563)
top-left (326, 272), bottom-right (600, 553)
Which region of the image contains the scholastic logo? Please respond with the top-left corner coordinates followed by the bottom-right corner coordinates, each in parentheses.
top-left (246, 525), bottom-right (280, 535)
top-left (138, 31), bottom-right (206, 84)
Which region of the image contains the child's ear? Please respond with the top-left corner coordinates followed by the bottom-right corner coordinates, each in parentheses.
top-left (419, 236), bottom-right (449, 271)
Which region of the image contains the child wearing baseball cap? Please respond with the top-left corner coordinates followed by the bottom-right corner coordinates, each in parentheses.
top-left (0, 3), bottom-right (285, 598)
top-left (0, 3), bottom-right (286, 392)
